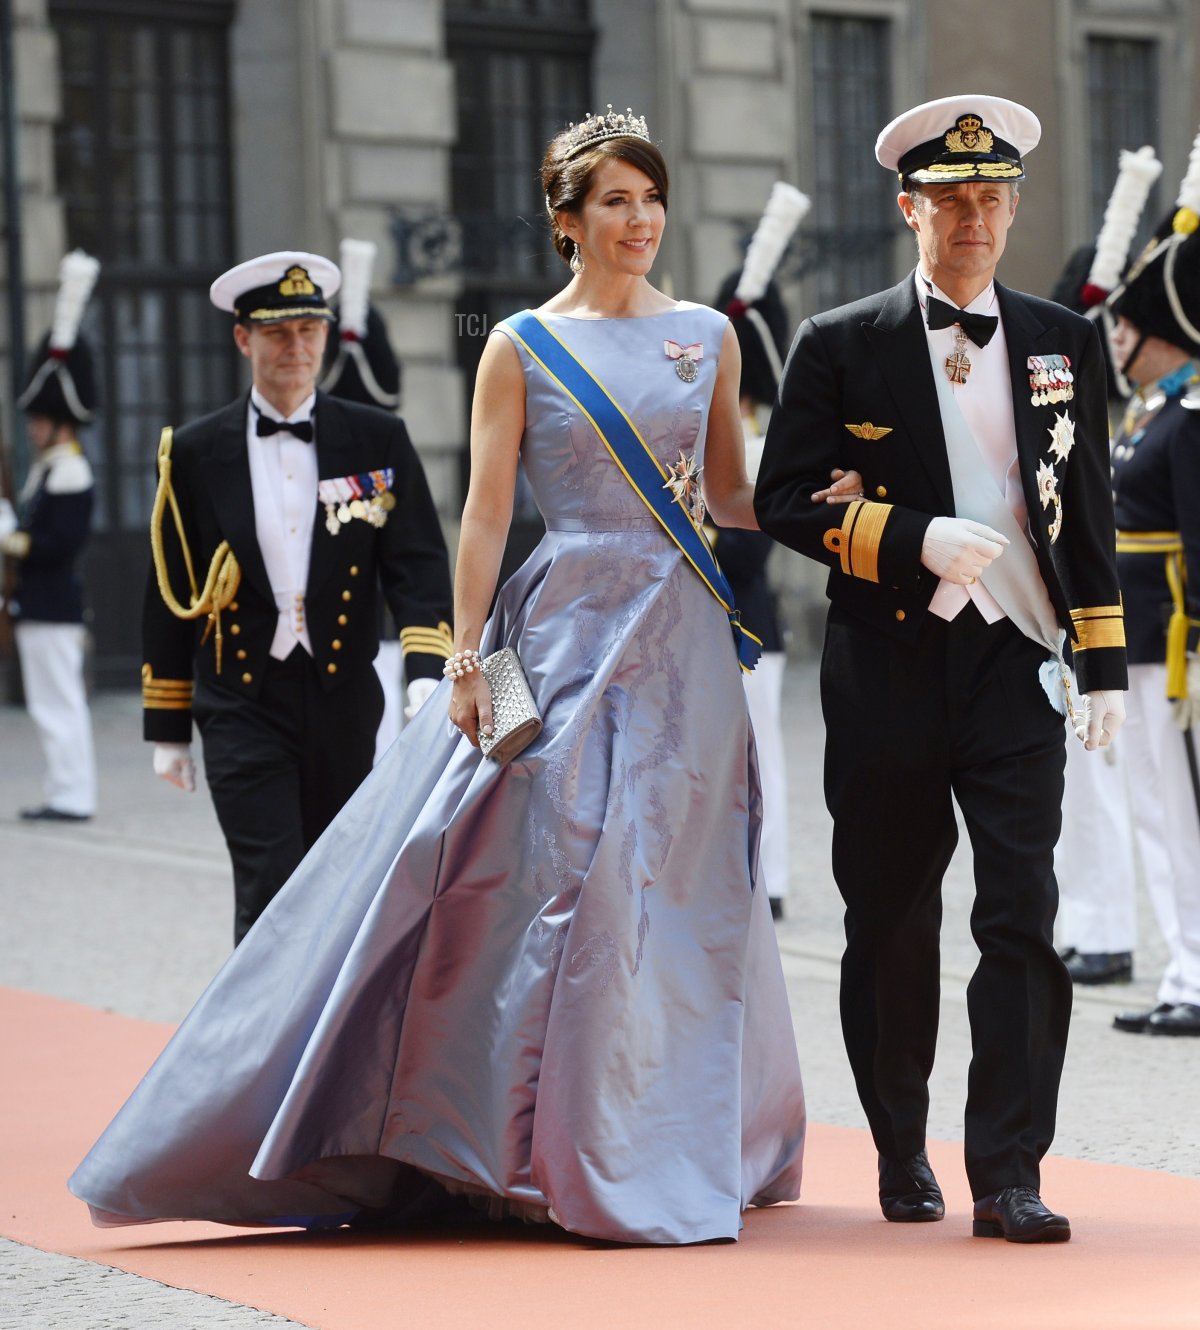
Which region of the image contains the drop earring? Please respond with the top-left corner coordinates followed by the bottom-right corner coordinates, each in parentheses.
top-left (570, 244), bottom-right (584, 275)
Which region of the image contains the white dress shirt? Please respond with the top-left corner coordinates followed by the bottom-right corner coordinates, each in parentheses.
top-left (916, 270), bottom-right (1026, 624)
top-left (246, 386), bottom-right (317, 659)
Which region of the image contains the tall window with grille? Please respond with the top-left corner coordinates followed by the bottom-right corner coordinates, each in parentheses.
top-left (49, 0), bottom-right (236, 684)
top-left (445, 0), bottom-right (593, 570)
top-left (808, 14), bottom-right (894, 308)
top-left (447, 0), bottom-right (592, 334)
top-left (1087, 36), bottom-right (1160, 255)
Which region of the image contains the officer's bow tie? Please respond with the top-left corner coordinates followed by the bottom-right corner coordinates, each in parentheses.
top-left (925, 296), bottom-right (998, 347)
top-left (255, 412), bottom-right (314, 442)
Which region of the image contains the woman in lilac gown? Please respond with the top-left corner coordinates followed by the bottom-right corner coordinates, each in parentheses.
top-left (69, 110), bottom-right (850, 1246)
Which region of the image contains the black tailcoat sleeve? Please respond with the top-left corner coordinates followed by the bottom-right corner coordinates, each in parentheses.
top-left (142, 392), bottom-right (452, 742)
top-left (754, 274), bottom-right (1126, 693)
top-left (1113, 395), bottom-right (1200, 665)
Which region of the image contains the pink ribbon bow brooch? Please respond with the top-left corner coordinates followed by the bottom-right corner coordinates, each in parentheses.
top-left (664, 339), bottom-right (703, 383)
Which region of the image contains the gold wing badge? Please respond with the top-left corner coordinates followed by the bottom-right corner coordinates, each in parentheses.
top-left (844, 422), bottom-right (893, 440)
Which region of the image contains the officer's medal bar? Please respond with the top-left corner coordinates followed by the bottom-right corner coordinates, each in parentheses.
top-left (318, 469), bottom-right (396, 534)
top-left (1027, 355), bottom-right (1074, 407)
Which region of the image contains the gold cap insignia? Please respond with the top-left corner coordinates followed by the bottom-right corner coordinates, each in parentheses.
top-left (945, 114), bottom-right (993, 155)
top-left (279, 265), bottom-right (316, 297)
top-left (845, 421), bottom-right (893, 440)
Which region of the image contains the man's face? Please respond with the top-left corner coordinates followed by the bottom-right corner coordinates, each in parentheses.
top-left (232, 317), bottom-right (328, 401)
top-left (898, 181), bottom-right (1018, 291)
top-left (25, 414), bottom-right (58, 451)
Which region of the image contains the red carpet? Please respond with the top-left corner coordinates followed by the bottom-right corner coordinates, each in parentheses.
top-left (2, 986), bottom-right (1197, 1329)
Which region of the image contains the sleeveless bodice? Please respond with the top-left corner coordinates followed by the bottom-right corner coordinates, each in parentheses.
top-left (500, 305), bottom-right (728, 531)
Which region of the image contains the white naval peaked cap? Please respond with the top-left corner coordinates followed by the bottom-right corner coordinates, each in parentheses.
top-left (875, 94), bottom-right (1041, 183)
top-left (209, 250), bottom-right (341, 323)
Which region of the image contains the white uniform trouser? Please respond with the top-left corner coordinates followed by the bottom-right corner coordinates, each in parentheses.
top-left (372, 639), bottom-right (404, 765)
top-left (1121, 663), bottom-right (1200, 1006)
top-left (1055, 720), bottom-right (1137, 953)
top-left (743, 651), bottom-right (789, 903)
top-left (15, 621), bottom-right (96, 816)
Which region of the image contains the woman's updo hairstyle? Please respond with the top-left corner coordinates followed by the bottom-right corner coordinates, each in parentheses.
top-left (541, 106), bottom-right (669, 268)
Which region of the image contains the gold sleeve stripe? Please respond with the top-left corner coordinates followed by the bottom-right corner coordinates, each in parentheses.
top-left (1115, 530), bottom-right (1182, 555)
top-left (399, 628), bottom-right (454, 648)
top-left (822, 500), bottom-right (890, 584)
top-left (400, 622), bottom-right (455, 657)
top-left (142, 663), bottom-right (194, 708)
top-left (848, 502), bottom-right (889, 584)
top-left (1070, 605), bottom-right (1126, 652)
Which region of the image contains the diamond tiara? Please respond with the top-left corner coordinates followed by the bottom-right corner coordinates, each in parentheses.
top-left (559, 104), bottom-right (651, 161)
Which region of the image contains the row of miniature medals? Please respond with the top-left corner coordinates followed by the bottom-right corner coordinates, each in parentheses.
top-left (317, 468), bottom-right (396, 535)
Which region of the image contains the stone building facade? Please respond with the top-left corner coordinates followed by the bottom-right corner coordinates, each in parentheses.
top-left (2, 0), bottom-right (1198, 680)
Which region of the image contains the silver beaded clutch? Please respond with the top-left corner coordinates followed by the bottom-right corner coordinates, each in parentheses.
top-left (479, 646), bottom-right (542, 764)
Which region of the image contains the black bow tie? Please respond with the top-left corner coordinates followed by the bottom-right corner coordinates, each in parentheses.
top-left (925, 296), bottom-right (998, 347)
top-left (255, 412), bottom-right (314, 442)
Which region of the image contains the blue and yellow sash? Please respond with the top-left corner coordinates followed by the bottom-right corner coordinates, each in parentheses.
top-left (505, 310), bottom-right (761, 671)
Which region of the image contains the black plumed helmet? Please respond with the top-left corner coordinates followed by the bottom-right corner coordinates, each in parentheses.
top-left (715, 271), bottom-right (789, 407)
top-left (18, 331), bottom-right (99, 424)
top-left (17, 249), bottom-right (101, 424)
top-left (321, 304), bottom-right (402, 408)
top-left (1110, 213), bottom-right (1200, 359)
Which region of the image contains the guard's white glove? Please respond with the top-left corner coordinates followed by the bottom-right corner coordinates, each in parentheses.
top-left (1173, 655), bottom-right (1200, 731)
top-left (1083, 690), bottom-right (1125, 751)
top-left (0, 529), bottom-right (30, 558)
top-left (153, 742), bottom-right (196, 792)
top-left (920, 516), bottom-right (1009, 583)
top-left (0, 498), bottom-right (16, 541)
top-left (404, 676), bottom-right (439, 721)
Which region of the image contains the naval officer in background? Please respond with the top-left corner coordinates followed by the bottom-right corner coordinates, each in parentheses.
top-left (145, 251), bottom-right (453, 944)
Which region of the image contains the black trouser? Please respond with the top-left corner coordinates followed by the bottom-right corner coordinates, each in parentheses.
top-left (195, 648), bottom-right (383, 945)
top-left (821, 603), bottom-right (1071, 1199)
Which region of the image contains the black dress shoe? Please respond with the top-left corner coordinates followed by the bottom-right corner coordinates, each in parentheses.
top-left (878, 1150), bottom-right (945, 1222)
top-left (1148, 1002), bottom-right (1200, 1036)
top-left (1064, 950), bottom-right (1133, 985)
top-left (1113, 1002), bottom-right (1175, 1033)
top-left (19, 806), bottom-right (92, 823)
top-left (972, 1187), bottom-right (1070, 1243)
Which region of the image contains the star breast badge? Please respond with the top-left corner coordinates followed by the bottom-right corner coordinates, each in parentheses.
top-left (1047, 410), bottom-right (1076, 463)
top-left (1036, 458), bottom-right (1063, 544)
top-left (663, 450), bottom-right (705, 524)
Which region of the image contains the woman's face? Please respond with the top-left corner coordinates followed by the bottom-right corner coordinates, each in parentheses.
top-left (560, 157), bottom-right (665, 276)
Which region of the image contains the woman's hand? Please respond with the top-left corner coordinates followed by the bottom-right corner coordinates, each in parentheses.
top-left (449, 673), bottom-right (494, 749)
top-left (811, 468), bottom-right (865, 504)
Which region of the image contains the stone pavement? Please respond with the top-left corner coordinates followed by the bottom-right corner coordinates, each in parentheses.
top-left (1, 664), bottom-right (1196, 1328)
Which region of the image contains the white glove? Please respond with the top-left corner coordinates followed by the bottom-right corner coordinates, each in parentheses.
top-left (153, 742), bottom-right (196, 792)
top-left (920, 516), bottom-right (1009, 583)
top-left (404, 676), bottom-right (439, 721)
top-left (0, 498), bottom-right (16, 541)
top-left (1173, 655), bottom-right (1200, 731)
top-left (1084, 690), bottom-right (1125, 751)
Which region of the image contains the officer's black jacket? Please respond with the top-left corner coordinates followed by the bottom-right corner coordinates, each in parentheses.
top-left (143, 391), bottom-right (452, 742)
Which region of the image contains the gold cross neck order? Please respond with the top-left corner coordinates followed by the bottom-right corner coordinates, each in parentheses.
top-left (945, 326), bottom-right (972, 385)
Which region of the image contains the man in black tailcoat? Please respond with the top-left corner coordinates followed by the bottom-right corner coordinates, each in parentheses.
top-left (145, 251), bottom-right (453, 944)
top-left (755, 96), bottom-right (1128, 1243)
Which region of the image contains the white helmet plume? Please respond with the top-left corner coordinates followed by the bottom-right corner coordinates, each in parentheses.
top-left (734, 182), bottom-right (811, 304)
top-left (49, 250), bottom-right (101, 352)
top-left (337, 238), bottom-right (376, 340)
